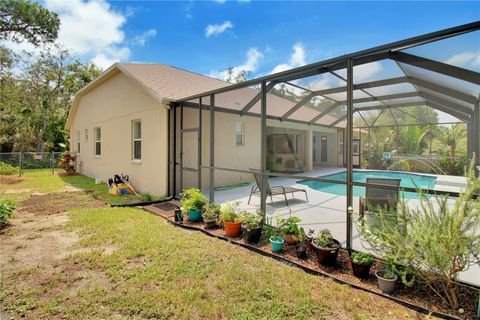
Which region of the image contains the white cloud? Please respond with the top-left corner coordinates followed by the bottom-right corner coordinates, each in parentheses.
top-left (445, 51), bottom-right (480, 69)
top-left (212, 0), bottom-right (226, 3)
top-left (205, 21), bottom-right (233, 38)
top-left (209, 47), bottom-right (263, 81)
top-left (133, 29), bottom-right (157, 47)
top-left (45, 0), bottom-right (130, 69)
top-left (270, 43), bottom-right (306, 74)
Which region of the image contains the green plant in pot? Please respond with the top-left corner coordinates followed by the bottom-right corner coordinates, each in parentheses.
top-left (220, 202), bottom-right (243, 237)
top-left (240, 211), bottom-right (263, 244)
top-left (312, 229), bottom-right (341, 267)
top-left (264, 214), bottom-right (285, 253)
top-left (202, 202), bottom-right (220, 228)
top-left (180, 188), bottom-right (206, 222)
top-left (279, 215), bottom-right (301, 245)
top-left (350, 252), bottom-right (375, 279)
top-left (375, 269), bottom-right (398, 294)
top-left (294, 228), bottom-right (308, 259)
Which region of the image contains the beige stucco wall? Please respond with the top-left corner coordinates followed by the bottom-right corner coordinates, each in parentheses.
top-left (69, 71), bottom-right (168, 195)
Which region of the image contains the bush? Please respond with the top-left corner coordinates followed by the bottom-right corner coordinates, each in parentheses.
top-left (354, 157), bottom-right (480, 310)
top-left (351, 252), bottom-right (375, 265)
top-left (279, 216), bottom-right (301, 235)
top-left (180, 188), bottom-right (206, 212)
top-left (0, 162), bottom-right (18, 175)
top-left (438, 157), bottom-right (467, 176)
top-left (0, 199), bottom-right (15, 228)
top-left (313, 229), bottom-right (336, 247)
top-left (219, 201), bottom-right (243, 223)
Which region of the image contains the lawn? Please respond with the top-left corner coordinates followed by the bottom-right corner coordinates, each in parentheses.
top-left (0, 173), bottom-right (423, 319)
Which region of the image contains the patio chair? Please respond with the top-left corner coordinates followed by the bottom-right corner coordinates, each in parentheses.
top-left (248, 171), bottom-right (308, 205)
top-left (359, 177), bottom-right (401, 218)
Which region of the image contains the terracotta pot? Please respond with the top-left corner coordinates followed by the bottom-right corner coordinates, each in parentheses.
top-left (283, 234), bottom-right (297, 245)
top-left (223, 221), bottom-right (242, 237)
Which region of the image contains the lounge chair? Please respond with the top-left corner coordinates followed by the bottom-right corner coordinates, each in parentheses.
top-left (359, 177), bottom-right (401, 218)
top-left (248, 171), bottom-right (308, 205)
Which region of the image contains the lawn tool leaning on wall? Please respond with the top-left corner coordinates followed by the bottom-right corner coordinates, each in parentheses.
top-left (108, 174), bottom-right (137, 196)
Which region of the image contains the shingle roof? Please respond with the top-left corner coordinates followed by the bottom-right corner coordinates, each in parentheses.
top-left (66, 63), bottom-right (339, 129)
top-left (117, 63), bottom-right (339, 125)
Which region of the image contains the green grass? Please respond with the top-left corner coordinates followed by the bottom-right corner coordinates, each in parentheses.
top-left (1, 170), bottom-right (164, 205)
top-left (0, 173), bottom-right (419, 319)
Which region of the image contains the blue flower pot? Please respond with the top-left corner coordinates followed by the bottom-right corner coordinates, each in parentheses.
top-left (270, 236), bottom-right (285, 253)
top-left (188, 209), bottom-right (202, 222)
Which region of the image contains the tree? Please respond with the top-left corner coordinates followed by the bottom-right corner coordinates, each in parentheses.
top-left (434, 124), bottom-right (467, 157)
top-left (0, 0), bottom-right (60, 46)
top-left (224, 67), bottom-right (249, 84)
top-left (0, 45), bottom-right (101, 152)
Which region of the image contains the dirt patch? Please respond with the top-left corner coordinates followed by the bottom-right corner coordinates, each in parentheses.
top-left (0, 191), bottom-right (111, 319)
top-left (19, 192), bottom-right (104, 215)
top-left (0, 175), bottom-right (23, 185)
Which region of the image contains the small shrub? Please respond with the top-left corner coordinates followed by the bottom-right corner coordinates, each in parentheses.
top-left (203, 202), bottom-right (221, 219)
top-left (351, 252), bottom-right (375, 265)
top-left (142, 193), bottom-right (153, 201)
top-left (354, 157), bottom-right (480, 310)
top-left (313, 229), bottom-right (336, 247)
top-left (0, 162), bottom-right (18, 175)
top-left (279, 216), bottom-right (301, 235)
top-left (219, 201), bottom-right (243, 223)
top-left (180, 188), bottom-right (206, 212)
top-left (0, 199), bottom-right (15, 228)
top-left (240, 211), bottom-right (262, 229)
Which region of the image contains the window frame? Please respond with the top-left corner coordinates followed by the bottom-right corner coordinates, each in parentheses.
top-left (94, 127), bottom-right (101, 157)
top-left (76, 130), bottom-right (81, 154)
top-left (132, 119), bottom-right (142, 161)
top-left (235, 122), bottom-right (245, 146)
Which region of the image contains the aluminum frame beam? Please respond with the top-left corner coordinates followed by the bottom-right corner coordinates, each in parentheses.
top-left (389, 52), bottom-right (480, 85)
top-left (280, 92), bottom-right (315, 120)
top-left (240, 81), bottom-right (277, 114)
top-left (420, 92), bottom-right (473, 116)
top-left (309, 102), bottom-right (342, 124)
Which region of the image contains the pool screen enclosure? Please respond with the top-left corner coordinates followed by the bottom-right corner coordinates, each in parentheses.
top-left (169, 21), bottom-right (480, 252)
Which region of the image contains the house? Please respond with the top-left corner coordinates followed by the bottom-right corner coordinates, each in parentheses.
top-left (65, 63), bottom-right (342, 195)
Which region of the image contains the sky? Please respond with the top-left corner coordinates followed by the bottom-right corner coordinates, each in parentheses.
top-left (4, 1), bottom-right (480, 82)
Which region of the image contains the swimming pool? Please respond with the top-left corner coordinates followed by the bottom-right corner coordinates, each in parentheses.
top-left (298, 170), bottom-right (437, 199)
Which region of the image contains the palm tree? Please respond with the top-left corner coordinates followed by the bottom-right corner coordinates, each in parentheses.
top-left (435, 124), bottom-right (467, 157)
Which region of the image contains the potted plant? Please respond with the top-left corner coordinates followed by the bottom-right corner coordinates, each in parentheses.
top-left (294, 228), bottom-right (308, 259)
top-left (375, 269), bottom-right (398, 294)
top-left (202, 202), bottom-right (220, 228)
top-left (350, 252), bottom-right (375, 278)
top-left (305, 228), bottom-right (315, 252)
top-left (180, 188), bottom-right (206, 222)
top-left (263, 215), bottom-right (285, 253)
top-left (279, 216), bottom-right (301, 245)
top-left (312, 229), bottom-right (341, 266)
top-left (241, 211), bottom-right (263, 244)
top-left (269, 235), bottom-right (285, 253)
top-left (220, 202), bottom-right (243, 237)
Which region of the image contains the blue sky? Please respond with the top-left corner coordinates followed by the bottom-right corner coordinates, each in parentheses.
top-left (7, 1), bottom-right (479, 79)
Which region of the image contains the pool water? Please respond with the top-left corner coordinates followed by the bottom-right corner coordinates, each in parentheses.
top-left (298, 170), bottom-right (437, 199)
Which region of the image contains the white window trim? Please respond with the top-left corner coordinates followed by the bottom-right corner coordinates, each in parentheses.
top-left (94, 127), bottom-right (101, 157)
top-left (132, 119), bottom-right (142, 161)
top-left (235, 122), bottom-right (245, 146)
top-left (76, 131), bottom-right (81, 154)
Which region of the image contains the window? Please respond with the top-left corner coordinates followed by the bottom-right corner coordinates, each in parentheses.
top-left (132, 120), bottom-right (141, 160)
top-left (235, 122), bottom-right (244, 146)
top-left (94, 127), bottom-right (101, 156)
top-left (76, 131), bottom-right (80, 154)
top-left (85, 129), bottom-right (88, 142)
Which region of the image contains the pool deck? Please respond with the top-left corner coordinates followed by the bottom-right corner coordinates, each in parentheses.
top-left (210, 167), bottom-right (477, 286)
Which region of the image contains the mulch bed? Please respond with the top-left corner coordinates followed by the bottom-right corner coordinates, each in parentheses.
top-left (147, 208), bottom-right (478, 320)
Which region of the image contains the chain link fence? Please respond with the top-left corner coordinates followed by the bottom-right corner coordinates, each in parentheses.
top-left (0, 152), bottom-right (66, 176)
